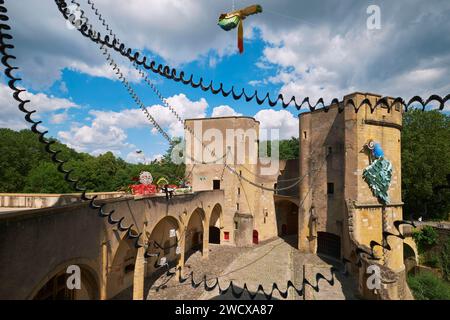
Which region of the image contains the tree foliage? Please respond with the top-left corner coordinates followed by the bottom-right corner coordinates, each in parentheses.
top-left (402, 110), bottom-right (450, 220)
top-left (412, 226), bottom-right (438, 253)
top-left (260, 137), bottom-right (299, 160)
top-left (0, 129), bottom-right (185, 193)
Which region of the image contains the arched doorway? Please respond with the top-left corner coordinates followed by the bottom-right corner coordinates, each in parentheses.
top-left (209, 227), bottom-right (220, 244)
top-left (275, 200), bottom-right (299, 248)
top-left (106, 237), bottom-right (138, 299)
top-left (275, 200), bottom-right (298, 236)
top-left (144, 216), bottom-right (181, 294)
top-left (403, 243), bottom-right (418, 273)
top-left (253, 230), bottom-right (259, 245)
top-left (146, 216), bottom-right (181, 275)
top-left (33, 265), bottom-right (98, 300)
top-left (185, 208), bottom-right (205, 262)
top-left (209, 204), bottom-right (222, 245)
top-left (317, 232), bottom-right (341, 260)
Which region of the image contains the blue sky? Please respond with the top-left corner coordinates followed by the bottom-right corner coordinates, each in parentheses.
top-left (40, 35), bottom-right (290, 161)
top-left (1, 0), bottom-right (449, 163)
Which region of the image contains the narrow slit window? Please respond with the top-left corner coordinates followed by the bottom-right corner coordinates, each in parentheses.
top-left (327, 183), bottom-right (334, 195)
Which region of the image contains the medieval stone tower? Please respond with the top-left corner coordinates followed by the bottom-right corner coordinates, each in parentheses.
top-left (298, 92), bottom-right (406, 299)
top-left (184, 93), bottom-right (408, 299)
top-left (184, 116), bottom-right (280, 247)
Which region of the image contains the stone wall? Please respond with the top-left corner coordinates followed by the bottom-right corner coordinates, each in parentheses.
top-left (298, 92), bottom-right (407, 299)
top-left (0, 190), bottom-right (224, 300)
top-left (298, 103), bottom-right (346, 253)
top-left (0, 192), bottom-right (125, 209)
top-left (185, 116), bottom-right (281, 246)
top-left (276, 159), bottom-right (300, 198)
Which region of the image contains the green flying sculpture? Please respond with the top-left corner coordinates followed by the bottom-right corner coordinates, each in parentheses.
top-left (218, 4), bottom-right (263, 54)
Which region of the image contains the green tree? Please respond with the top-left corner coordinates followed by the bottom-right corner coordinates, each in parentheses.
top-left (23, 162), bottom-right (73, 193)
top-left (0, 129), bottom-right (84, 192)
top-left (259, 137), bottom-right (299, 160)
top-left (412, 225), bottom-right (438, 253)
top-left (402, 110), bottom-right (450, 220)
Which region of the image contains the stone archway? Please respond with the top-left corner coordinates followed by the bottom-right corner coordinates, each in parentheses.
top-left (146, 216), bottom-right (181, 275)
top-left (275, 199), bottom-right (299, 248)
top-left (209, 204), bottom-right (222, 245)
top-left (403, 241), bottom-right (418, 273)
top-left (141, 216), bottom-right (182, 297)
top-left (275, 200), bottom-right (299, 236)
top-left (33, 264), bottom-right (99, 300)
top-left (185, 208), bottom-right (205, 262)
top-left (106, 236), bottom-right (138, 299)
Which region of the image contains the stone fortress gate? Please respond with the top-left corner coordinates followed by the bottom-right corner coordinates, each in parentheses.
top-left (0, 92), bottom-right (413, 300)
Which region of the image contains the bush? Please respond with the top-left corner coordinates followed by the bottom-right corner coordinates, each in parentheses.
top-left (407, 272), bottom-right (450, 300)
top-left (423, 253), bottom-right (440, 268)
top-left (412, 226), bottom-right (438, 253)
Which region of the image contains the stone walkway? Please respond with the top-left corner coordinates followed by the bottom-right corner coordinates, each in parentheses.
top-left (199, 237), bottom-right (298, 300)
top-left (146, 244), bottom-right (251, 300)
top-left (144, 236), bottom-right (357, 300)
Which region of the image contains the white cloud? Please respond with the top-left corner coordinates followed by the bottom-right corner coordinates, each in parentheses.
top-left (0, 83), bottom-right (78, 130)
top-left (254, 109), bottom-right (298, 140)
top-left (211, 105), bottom-right (242, 117)
top-left (5, 0), bottom-right (450, 103)
top-left (22, 91), bottom-right (78, 113)
top-left (6, 0), bottom-right (239, 89)
top-left (50, 112), bottom-right (69, 124)
top-left (68, 60), bottom-right (142, 83)
top-left (57, 93), bottom-right (207, 154)
top-left (163, 94), bottom-right (208, 136)
top-left (253, 2), bottom-right (450, 103)
top-left (59, 81), bottom-right (68, 94)
top-left (58, 123), bottom-right (130, 155)
top-left (88, 93), bottom-right (207, 137)
top-left (125, 151), bottom-right (143, 164)
top-left (88, 109), bottom-right (148, 129)
top-left (248, 80), bottom-right (264, 87)
top-left (126, 151), bottom-right (163, 164)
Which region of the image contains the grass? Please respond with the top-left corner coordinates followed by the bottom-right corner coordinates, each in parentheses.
top-left (407, 272), bottom-right (450, 300)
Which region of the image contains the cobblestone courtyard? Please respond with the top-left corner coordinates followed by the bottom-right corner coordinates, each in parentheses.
top-left (145, 236), bottom-right (357, 300)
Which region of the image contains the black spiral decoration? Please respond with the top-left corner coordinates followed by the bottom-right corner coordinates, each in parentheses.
top-left (54, 0), bottom-right (450, 113)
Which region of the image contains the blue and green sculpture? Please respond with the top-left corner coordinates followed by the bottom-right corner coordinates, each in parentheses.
top-left (362, 140), bottom-right (392, 204)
